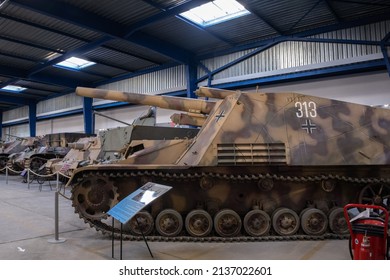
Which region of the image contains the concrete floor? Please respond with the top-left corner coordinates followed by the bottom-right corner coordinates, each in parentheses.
top-left (0, 174), bottom-right (352, 260)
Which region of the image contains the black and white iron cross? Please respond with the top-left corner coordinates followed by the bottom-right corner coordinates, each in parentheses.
top-left (301, 119), bottom-right (317, 134)
top-left (215, 110), bottom-right (225, 122)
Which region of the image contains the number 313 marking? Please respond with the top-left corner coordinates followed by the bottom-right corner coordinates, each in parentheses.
top-left (295, 101), bottom-right (317, 118)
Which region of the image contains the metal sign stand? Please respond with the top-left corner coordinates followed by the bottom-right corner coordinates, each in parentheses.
top-left (108, 182), bottom-right (172, 260)
top-left (111, 216), bottom-right (154, 259)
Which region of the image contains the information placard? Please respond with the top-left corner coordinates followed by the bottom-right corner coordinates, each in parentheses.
top-left (107, 182), bottom-right (172, 224)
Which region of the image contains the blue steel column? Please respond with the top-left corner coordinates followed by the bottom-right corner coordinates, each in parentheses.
top-left (381, 31), bottom-right (390, 77)
top-left (186, 61), bottom-right (198, 98)
top-left (83, 97), bottom-right (94, 135)
top-left (29, 102), bottom-right (37, 137)
top-left (0, 110), bottom-right (2, 139)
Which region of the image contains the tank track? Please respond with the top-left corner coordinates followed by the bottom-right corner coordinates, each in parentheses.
top-left (71, 170), bottom-right (390, 242)
top-left (24, 156), bottom-right (52, 171)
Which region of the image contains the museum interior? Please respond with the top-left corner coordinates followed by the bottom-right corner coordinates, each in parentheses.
top-left (0, 0), bottom-right (390, 263)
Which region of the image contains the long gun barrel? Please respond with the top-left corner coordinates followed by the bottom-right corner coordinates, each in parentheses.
top-left (195, 86), bottom-right (237, 99)
top-left (76, 87), bottom-right (216, 114)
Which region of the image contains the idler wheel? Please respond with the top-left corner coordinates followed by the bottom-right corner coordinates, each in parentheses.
top-left (214, 209), bottom-right (242, 237)
top-left (155, 209), bottom-right (183, 237)
top-left (72, 176), bottom-right (118, 221)
top-left (328, 207), bottom-right (348, 234)
top-left (243, 209), bottom-right (271, 236)
top-left (126, 211), bottom-right (154, 236)
top-left (300, 208), bottom-right (328, 235)
top-left (185, 209), bottom-right (213, 237)
top-left (272, 207), bottom-right (300, 236)
top-left (29, 157), bottom-right (47, 172)
top-left (358, 184), bottom-right (390, 213)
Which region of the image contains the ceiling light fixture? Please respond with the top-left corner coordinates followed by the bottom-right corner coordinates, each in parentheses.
top-left (1, 85), bottom-right (27, 93)
top-left (180, 0), bottom-right (250, 27)
top-left (55, 56), bottom-right (95, 70)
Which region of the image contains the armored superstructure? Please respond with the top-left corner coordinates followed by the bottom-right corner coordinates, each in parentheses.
top-left (66, 86), bottom-right (390, 241)
top-left (46, 105), bottom-right (198, 178)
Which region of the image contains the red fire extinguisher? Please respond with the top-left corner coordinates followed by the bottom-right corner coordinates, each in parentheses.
top-left (343, 204), bottom-right (389, 260)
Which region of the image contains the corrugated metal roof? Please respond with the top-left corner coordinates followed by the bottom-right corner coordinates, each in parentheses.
top-left (0, 0), bottom-right (389, 111)
top-left (142, 17), bottom-right (229, 54)
top-left (64, 0), bottom-right (160, 26)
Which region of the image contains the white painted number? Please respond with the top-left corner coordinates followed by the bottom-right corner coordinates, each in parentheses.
top-left (295, 101), bottom-right (317, 118)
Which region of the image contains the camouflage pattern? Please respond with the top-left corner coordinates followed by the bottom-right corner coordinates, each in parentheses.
top-left (46, 110), bottom-right (198, 178)
top-left (67, 87), bottom-right (390, 240)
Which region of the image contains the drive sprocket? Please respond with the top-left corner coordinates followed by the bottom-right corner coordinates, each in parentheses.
top-left (71, 176), bottom-right (119, 220)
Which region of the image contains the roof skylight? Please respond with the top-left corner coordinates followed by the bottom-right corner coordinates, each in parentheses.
top-left (55, 56), bottom-right (95, 70)
top-left (180, 0), bottom-right (250, 27)
top-left (1, 85), bottom-right (26, 93)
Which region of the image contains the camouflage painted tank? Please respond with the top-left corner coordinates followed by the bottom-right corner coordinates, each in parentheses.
top-left (0, 138), bottom-right (24, 171)
top-left (66, 86), bottom-right (390, 242)
top-left (1, 136), bottom-right (43, 172)
top-left (45, 136), bottom-right (101, 178)
top-left (9, 133), bottom-right (87, 173)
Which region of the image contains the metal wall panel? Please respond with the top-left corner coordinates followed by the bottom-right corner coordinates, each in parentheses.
top-left (1, 123), bottom-right (29, 139)
top-left (2, 106), bottom-right (28, 122)
top-left (98, 65), bottom-right (187, 94)
top-left (199, 20), bottom-right (390, 82)
top-left (36, 93), bottom-right (83, 115)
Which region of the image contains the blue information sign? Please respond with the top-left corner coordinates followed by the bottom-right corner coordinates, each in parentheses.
top-left (107, 182), bottom-right (172, 224)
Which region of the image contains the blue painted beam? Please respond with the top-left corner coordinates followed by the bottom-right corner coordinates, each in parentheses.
top-left (288, 0), bottom-right (323, 32)
top-left (186, 61), bottom-right (198, 98)
top-left (83, 97), bottom-right (94, 135)
top-left (0, 110), bottom-right (2, 139)
top-left (243, 5), bottom-right (284, 35)
top-left (28, 36), bottom-right (114, 77)
top-left (198, 40), bottom-right (281, 83)
top-left (380, 31), bottom-right (390, 76)
top-left (29, 102), bottom-right (37, 137)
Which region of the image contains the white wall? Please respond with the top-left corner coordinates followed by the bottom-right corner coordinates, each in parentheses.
top-left (37, 115), bottom-right (85, 135)
top-left (253, 70), bottom-right (390, 106)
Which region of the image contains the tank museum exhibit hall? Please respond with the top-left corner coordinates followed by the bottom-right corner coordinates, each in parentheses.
top-left (1, 0), bottom-right (390, 278)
